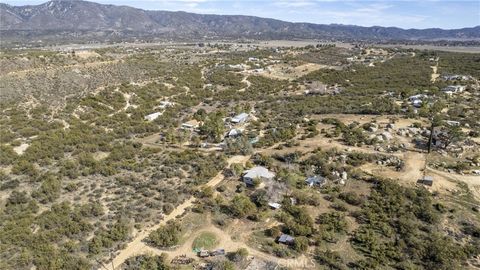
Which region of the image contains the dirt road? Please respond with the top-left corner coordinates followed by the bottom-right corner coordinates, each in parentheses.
top-left (431, 59), bottom-right (439, 82)
top-left (108, 154), bottom-right (250, 269)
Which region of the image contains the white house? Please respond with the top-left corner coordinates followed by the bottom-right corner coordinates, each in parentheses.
top-left (227, 128), bottom-right (242, 137)
top-left (144, 112), bottom-right (162, 121)
top-left (231, 113), bottom-right (249, 124)
top-left (408, 94), bottom-right (427, 102)
top-left (412, 99), bottom-right (423, 108)
top-left (268, 202), bottom-right (281, 210)
top-left (242, 166), bottom-right (275, 186)
top-left (181, 119), bottom-right (200, 130)
top-left (158, 101), bottom-right (174, 109)
top-left (442, 85), bottom-right (466, 93)
top-left (446, 120), bottom-right (460, 126)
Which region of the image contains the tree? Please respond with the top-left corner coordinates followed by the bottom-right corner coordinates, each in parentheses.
top-left (123, 254), bottom-right (171, 270)
top-left (147, 221), bottom-right (181, 248)
top-left (230, 195), bottom-right (256, 218)
top-left (32, 174), bottom-right (62, 203)
top-left (294, 236), bottom-right (309, 252)
top-left (224, 137), bottom-right (253, 155)
top-left (250, 189), bottom-right (268, 208)
top-left (227, 247), bottom-right (249, 262)
top-left (442, 125), bottom-right (465, 149)
top-left (199, 112), bottom-right (225, 142)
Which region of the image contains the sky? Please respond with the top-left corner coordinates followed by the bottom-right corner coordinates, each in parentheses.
top-left (3, 0), bottom-right (480, 29)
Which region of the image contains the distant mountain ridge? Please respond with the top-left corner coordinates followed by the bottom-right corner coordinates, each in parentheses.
top-left (1, 0), bottom-right (479, 43)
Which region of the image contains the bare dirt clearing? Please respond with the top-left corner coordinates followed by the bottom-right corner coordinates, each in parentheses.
top-left (258, 63), bottom-right (326, 81)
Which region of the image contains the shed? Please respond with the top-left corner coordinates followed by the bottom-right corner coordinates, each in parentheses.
top-left (242, 166), bottom-right (275, 186)
top-left (418, 176), bottom-right (434, 186)
top-left (278, 234), bottom-right (295, 245)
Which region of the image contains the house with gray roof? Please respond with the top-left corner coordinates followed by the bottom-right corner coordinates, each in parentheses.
top-left (278, 234), bottom-right (295, 245)
top-left (242, 166), bottom-right (275, 186)
top-left (231, 113), bottom-right (249, 124)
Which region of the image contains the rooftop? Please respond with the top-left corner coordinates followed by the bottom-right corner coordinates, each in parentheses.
top-left (243, 166), bottom-right (275, 180)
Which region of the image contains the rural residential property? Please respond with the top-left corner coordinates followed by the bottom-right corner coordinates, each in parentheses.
top-left (0, 1), bottom-right (479, 270)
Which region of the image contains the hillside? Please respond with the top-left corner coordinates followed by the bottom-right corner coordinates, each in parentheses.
top-left (1, 0), bottom-right (479, 44)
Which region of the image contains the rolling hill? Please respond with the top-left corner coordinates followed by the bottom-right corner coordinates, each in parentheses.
top-left (1, 0), bottom-right (479, 44)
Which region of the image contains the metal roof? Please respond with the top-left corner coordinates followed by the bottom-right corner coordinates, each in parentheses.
top-left (243, 166), bottom-right (275, 180)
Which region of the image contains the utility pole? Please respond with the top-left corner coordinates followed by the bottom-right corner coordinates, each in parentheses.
top-left (110, 252), bottom-right (115, 270)
top-left (427, 120), bottom-right (435, 154)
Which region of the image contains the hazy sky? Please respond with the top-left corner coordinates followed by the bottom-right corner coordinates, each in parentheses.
top-left (3, 0), bottom-right (480, 29)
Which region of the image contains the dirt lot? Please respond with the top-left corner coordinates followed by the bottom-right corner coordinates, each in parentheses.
top-left (258, 63), bottom-right (327, 81)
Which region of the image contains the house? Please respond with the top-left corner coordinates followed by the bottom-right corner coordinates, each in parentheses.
top-left (268, 202), bottom-right (281, 210)
top-left (158, 101), bottom-right (174, 109)
top-left (442, 85), bottom-right (466, 93)
top-left (408, 94), bottom-right (427, 102)
top-left (228, 64), bottom-right (246, 70)
top-left (446, 120), bottom-right (460, 126)
top-left (305, 175), bottom-right (327, 187)
top-left (242, 166), bottom-right (275, 186)
top-left (278, 234), bottom-right (295, 245)
top-left (144, 112), bottom-right (162, 121)
top-left (231, 113), bottom-right (249, 124)
top-left (227, 128), bottom-right (242, 138)
top-left (181, 119), bottom-right (200, 130)
top-left (412, 99), bottom-right (423, 108)
top-left (418, 176), bottom-right (434, 186)
top-left (442, 74), bottom-right (472, 81)
top-left (248, 57), bottom-right (259, 62)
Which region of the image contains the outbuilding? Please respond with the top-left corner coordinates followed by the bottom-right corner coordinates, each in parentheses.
top-left (278, 234), bottom-right (295, 245)
top-left (418, 176), bottom-right (434, 186)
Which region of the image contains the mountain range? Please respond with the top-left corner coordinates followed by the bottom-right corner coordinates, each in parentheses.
top-left (1, 0), bottom-right (479, 44)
